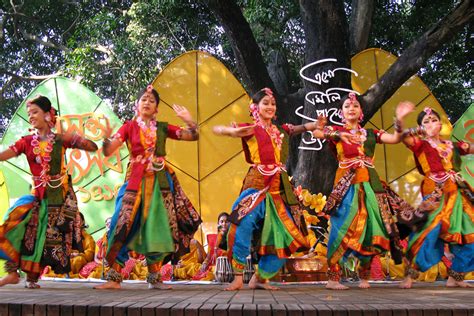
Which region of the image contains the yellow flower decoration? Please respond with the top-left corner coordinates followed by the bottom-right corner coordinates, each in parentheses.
top-left (299, 189), bottom-right (326, 213)
top-left (310, 193), bottom-right (327, 212)
top-left (303, 209), bottom-right (320, 225)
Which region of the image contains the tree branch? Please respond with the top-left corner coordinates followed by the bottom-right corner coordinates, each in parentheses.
top-left (19, 28), bottom-right (69, 51)
top-left (91, 44), bottom-right (116, 65)
top-left (0, 68), bottom-right (62, 81)
top-left (5, 1), bottom-right (70, 51)
top-left (0, 11), bottom-right (4, 40)
top-left (361, 0), bottom-right (474, 121)
top-left (0, 77), bottom-right (16, 97)
top-left (158, 10), bottom-right (186, 52)
top-left (267, 50), bottom-right (290, 95)
top-left (203, 0), bottom-right (274, 94)
top-left (349, 0), bottom-right (374, 54)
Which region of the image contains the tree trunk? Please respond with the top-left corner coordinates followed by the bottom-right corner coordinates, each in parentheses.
top-left (349, 0), bottom-right (374, 54)
top-left (203, 0), bottom-right (274, 95)
top-left (294, 0), bottom-right (351, 195)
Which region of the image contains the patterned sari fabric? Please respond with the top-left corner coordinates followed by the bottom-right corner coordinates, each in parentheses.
top-left (227, 124), bottom-right (309, 280)
top-left (0, 135), bottom-right (83, 277)
top-left (406, 139), bottom-right (474, 275)
top-left (105, 120), bottom-right (201, 274)
top-left (323, 127), bottom-right (416, 279)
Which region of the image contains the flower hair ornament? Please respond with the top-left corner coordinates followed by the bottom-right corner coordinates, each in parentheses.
top-left (262, 87), bottom-right (274, 98)
top-left (249, 102), bottom-right (260, 123)
top-left (46, 108), bottom-right (57, 128)
top-left (423, 107), bottom-right (433, 115)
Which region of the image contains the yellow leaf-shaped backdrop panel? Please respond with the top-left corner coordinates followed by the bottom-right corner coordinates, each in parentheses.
top-left (352, 48), bottom-right (453, 206)
top-left (151, 51), bottom-right (252, 242)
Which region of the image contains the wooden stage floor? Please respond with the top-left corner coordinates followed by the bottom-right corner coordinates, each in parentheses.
top-left (0, 280), bottom-right (473, 315)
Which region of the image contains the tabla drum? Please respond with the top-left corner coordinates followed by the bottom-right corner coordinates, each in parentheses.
top-left (214, 256), bottom-right (234, 283)
top-left (243, 256), bottom-right (255, 284)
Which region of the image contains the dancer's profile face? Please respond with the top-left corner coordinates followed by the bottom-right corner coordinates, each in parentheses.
top-left (138, 92), bottom-right (158, 118)
top-left (342, 100), bottom-right (362, 123)
top-left (27, 103), bottom-right (49, 129)
top-left (421, 114), bottom-right (442, 137)
top-left (257, 95), bottom-right (276, 122)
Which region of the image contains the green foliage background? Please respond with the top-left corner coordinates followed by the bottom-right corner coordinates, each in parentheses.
top-left (0, 0), bottom-right (471, 131)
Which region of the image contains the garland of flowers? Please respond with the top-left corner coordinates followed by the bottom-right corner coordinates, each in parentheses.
top-left (426, 137), bottom-right (453, 162)
top-left (261, 122), bottom-right (283, 150)
top-left (31, 131), bottom-right (56, 187)
top-left (345, 123), bottom-right (367, 156)
top-left (136, 116), bottom-right (157, 154)
top-left (136, 116), bottom-right (166, 172)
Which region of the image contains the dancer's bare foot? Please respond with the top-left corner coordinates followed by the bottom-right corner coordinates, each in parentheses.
top-left (446, 276), bottom-right (474, 288)
top-left (224, 274), bottom-right (243, 291)
top-left (248, 274), bottom-right (279, 290)
top-left (25, 281), bottom-right (41, 289)
top-left (358, 279), bottom-right (370, 289)
top-left (94, 281), bottom-right (121, 289)
top-left (398, 276), bottom-right (413, 289)
top-left (0, 272), bottom-right (20, 287)
top-left (148, 282), bottom-right (172, 290)
top-left (325, 280), bottom-right (349, 290)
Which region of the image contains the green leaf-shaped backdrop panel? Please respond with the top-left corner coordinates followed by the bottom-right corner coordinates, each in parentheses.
top-left (0, 77), bottom-right (128, 240)
top-left (452, 103), bottom-right (474, 188)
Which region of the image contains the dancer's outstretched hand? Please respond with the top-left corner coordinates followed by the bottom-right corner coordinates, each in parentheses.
top-left (173, 104), bottom-right (193, 124)
top-left (103, 117), bottom-right (115, 139)
top-left (230, 125), bottom-right (255, 137)
top-left (213, 124), bottom-right (255, 137)
top-left (396, 101), bottom-right (415, 120)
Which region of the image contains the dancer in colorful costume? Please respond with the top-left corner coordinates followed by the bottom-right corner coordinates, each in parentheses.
top-left (399, 107), bottom-right (474, 288)
top-left (213, 87), bottom-right (316, 290)
top-left (312, 93), bottom-right (414, 290)
top-left (0, 95), bottom-right (98, 288)
top-left (95, 85), bottom-right (201, 290)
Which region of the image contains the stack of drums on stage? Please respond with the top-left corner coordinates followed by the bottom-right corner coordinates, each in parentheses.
top-left (243, 256), bottom-right (255, 284)
top-left (215, 256), bottom-right (234, 283)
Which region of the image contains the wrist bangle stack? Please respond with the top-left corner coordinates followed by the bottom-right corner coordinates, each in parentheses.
top-left (70, 132), bottom-right (81, 146)
top-left (286, 124), bottom-right (295, 135)
top-left (103, 137), bottom-right (112, 150)
top-left (187, 121), bottom-right (198, 136)
top-left (405, 126), bottom-right (426, 137)
top-left (323, 128), bottom-right (341, 141)
top-left (393, 117), bottom-right (402, 133)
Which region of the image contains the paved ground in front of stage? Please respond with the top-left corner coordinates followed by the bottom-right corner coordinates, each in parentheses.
top-left (0, 280), bottom-right (473, 315)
